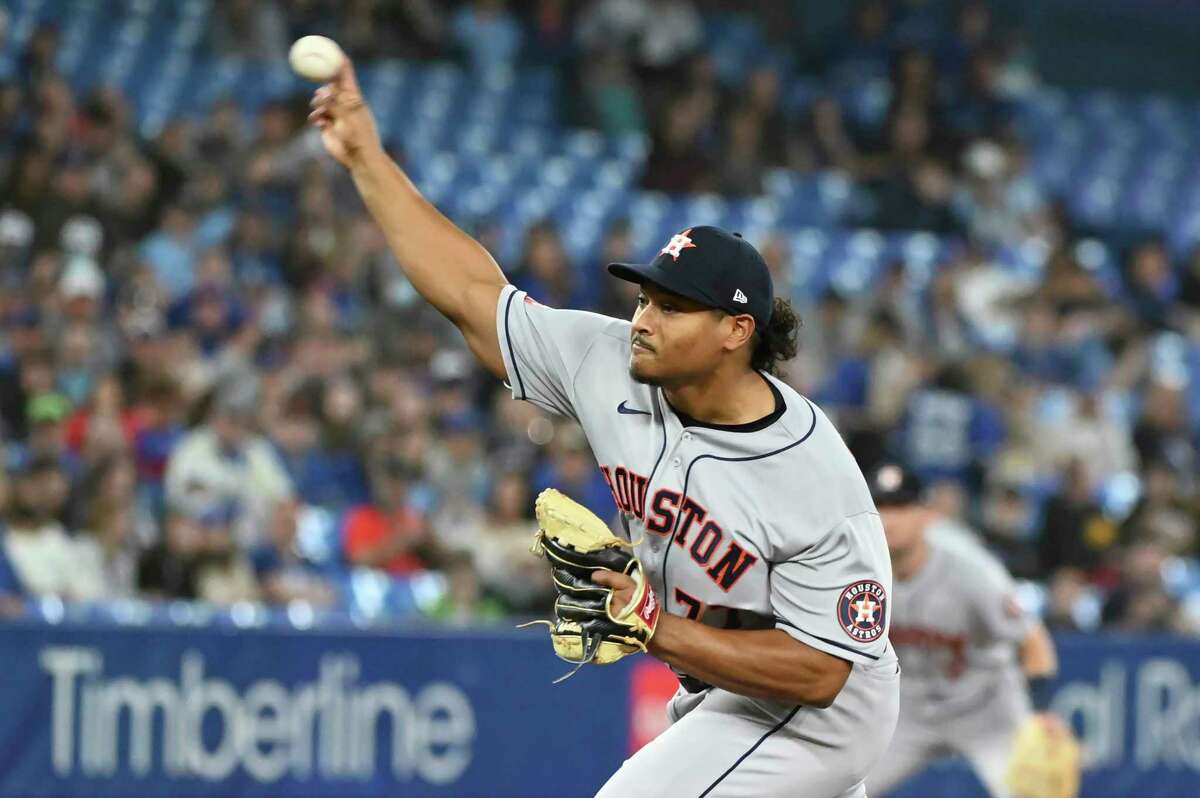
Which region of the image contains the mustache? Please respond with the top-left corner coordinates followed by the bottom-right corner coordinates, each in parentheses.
top-left (631, 336), bottom-right (654, 352)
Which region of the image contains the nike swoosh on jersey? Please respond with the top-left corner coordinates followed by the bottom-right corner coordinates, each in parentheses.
top-left (617, 400), bottom-right (651, 415)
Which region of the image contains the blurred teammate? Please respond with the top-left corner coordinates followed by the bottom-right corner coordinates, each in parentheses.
top-left (864, 463), bottom-right (1063, 797)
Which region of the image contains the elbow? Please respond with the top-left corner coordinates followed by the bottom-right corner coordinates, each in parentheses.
top-left (790, 660), bottom-right (852, 709)
top-left (802, 681), bottom-right (843, 709)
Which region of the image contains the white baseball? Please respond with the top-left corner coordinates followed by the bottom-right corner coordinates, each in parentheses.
top-left (288, 35), bottom-right (345, 82)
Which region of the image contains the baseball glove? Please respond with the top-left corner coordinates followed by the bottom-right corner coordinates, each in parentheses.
top-left (520, 488), bottom-right (660, 679)
top-left (1005, 714), bottom-right (1082, 798)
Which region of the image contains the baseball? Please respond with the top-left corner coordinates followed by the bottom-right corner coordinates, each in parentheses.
top-left (288, 35), bottom-right (345, 82)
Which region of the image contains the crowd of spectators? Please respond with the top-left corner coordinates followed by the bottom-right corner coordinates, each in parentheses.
top-left (0, 0), bottom-right (1198, 635)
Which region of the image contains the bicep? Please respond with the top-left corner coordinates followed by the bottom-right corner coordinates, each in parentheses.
top-left (455, 279), bottom-right (508, 380)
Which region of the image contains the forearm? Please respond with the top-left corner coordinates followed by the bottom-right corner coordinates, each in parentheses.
top-left (648, 614), bottom-right (850, 707)
top-left (1020, 624), bottom-right (1058, 678)
top-left (349, 147), bottom-right (507, 325)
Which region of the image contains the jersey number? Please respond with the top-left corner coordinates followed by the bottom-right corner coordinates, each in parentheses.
top-left (675, 588), bottom-right (704, 621)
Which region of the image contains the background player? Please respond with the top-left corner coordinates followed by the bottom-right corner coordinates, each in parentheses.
top-left (864, 463), bottom-right (1066, 797)
top-left (309, 57), bottom-right (898, 797)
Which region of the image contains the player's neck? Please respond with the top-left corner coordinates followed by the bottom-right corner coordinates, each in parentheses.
top-left (662, 367), bottom-right (776, 427)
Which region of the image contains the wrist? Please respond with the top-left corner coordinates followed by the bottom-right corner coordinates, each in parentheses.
top-left (646, 611), bottom-right (681, 658)
top-left (1028, 675), bottom-right (1054, 711)
top-left (348, 143), bottom-right (389, 175)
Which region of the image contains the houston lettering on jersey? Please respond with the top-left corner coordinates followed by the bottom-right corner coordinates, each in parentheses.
top-left (890, 626), bottom-right (968, 679)
top-left (600, 464), bottom-right (758, 593)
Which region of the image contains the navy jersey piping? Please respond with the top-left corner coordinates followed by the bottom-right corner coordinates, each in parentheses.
top-left (662, 397), bottom-right (820, 616)
top-left (774, 617), bottom-right (881, 661)
top-left (667, 374), bottom-right (785, 433)
top-left (697, 705), bottom-right (802, 797)
top-left (502, 289), bottom-right (525, 399)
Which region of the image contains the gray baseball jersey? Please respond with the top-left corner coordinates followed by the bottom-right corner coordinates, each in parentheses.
top-left (867, 520), bottom-right (1035, 798)
top-left (496, 284), bottom-right (899, 797)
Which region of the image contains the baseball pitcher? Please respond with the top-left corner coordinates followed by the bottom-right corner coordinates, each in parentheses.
top-left (310, 59), bottom-right (899, 798)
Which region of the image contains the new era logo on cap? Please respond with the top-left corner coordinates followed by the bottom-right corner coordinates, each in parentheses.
top-left (732, 289), bottom-right (748, 304)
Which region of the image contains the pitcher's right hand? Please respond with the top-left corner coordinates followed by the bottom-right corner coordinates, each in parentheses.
top-left (308, 59), bottom-right (382, 170)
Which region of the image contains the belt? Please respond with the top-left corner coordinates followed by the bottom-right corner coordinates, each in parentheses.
top-left (678, 673), bottom-right (714, 694)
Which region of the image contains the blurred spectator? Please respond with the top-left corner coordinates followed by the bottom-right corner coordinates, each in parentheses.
top-left (1035, 393), bottom-right (1135, 493)
top-left (139, 204), bottom-right (200, 300)
top-left (2, 457), bottom-right (82, 599)
top-left (164, 378), bottom-right (294, 549)
top-left (943, 45), bottom-right (1013, 140)
top-left (979, 481), bottom-right (1039, 578)
top-left (137, 502), bottom-right (258, 604)
top-left (955, 138), bottom-right (1052, 249)
top-left (1043, 568), bottom-right (1093, 632)
top-left (1124, 239), bottom-right (1178, 330)
top-left (426, 411), bottom-right (492, 552)
top-left (251, 499), bottom-right (336, 606)
top-left (270, 387), bottom-right (369, 510)
top-left (472, 471), bottom-right (553, 614)
top-left (579, 47), bottom-right (646, 137)
top-left (641, 83), bottom-right (717, 193)
top-left (792, 96), bottom-right (860, 174)
top-left (344, 455), bottom-right (433, 575)
top-left (1121, 460), bottom-right (1196, 558)
top-left (594, 219), bottom-right (639, 318)
top-left (451, 0), bottom-right (524, 76)
top-left (426, 549), bottom-right (506, 624)
top-left (1038, 460), bottom-right (1119, 577)
top-left (867, 108), bottom-right (957, 232)
top-left (827, 0), bottom-right (892, 84)
top-left (900, 362), bottom-right (1004, 490)
top-left (578, 0), bottom-right (702, 71)
top-left (533, 426), bottom-right (616, 523)
top-left (716, 108), bottom-right (769, 196)
top-left (1101, 542), bottom-right (1180, 632)
top-left (127, 375), bottom-right (186, 494)
top-left (210, 0), bottom-right (288, 63)
top-left (1134, 381), bottom-right (1195, 474)
top-left (524, 0), bottom-right (578, 68)
top-left (73, 454), bottom-right (145, 599)
top-left (514, 221), bottom-right (588, 308)
top-left (64, 374), bottom-right (135, 459)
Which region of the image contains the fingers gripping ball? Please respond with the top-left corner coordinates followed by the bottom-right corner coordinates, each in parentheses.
top-left (289, 35), bottom-right (345, 82)
top-left (522, 489), bottom-right (660, 678)
top-left (1005, 715), bottom-right (1082, 798)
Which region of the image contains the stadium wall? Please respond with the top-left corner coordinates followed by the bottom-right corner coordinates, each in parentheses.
top-left (0, 621), bottom-right (1197, 797)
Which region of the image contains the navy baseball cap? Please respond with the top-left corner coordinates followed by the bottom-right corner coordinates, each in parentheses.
top-left (608, 226), bottom-right (775, 331)
top-left (866, 462), bottom-right (923, 507)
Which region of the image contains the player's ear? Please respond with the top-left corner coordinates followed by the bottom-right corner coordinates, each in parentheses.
top-left (722, 313), bottom-right (756, 352)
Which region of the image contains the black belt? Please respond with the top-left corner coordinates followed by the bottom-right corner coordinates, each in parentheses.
top-left (678, 673), bottom-right (713, 694)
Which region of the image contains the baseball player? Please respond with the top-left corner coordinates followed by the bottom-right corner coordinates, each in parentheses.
top-left (310, 59), bottom-right (899, 798)
top-left (863, 463), bottom-right (1065, 798)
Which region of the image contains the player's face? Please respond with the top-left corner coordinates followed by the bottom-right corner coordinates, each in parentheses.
top-left (628, 284), bottom-right (727, 385)
top-left (878, 504), bottom-right (931, 555)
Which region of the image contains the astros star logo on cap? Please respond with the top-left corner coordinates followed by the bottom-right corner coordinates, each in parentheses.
top-left (660, 228), bottom-right (697, 261)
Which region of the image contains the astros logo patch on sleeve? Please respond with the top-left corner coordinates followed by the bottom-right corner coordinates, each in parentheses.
top-left (838, 580), bottom-right (887, 643)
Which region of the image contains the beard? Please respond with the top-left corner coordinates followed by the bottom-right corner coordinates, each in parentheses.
top-left (629, 367), bottom-right (662, 386)
top-left (629, 358), bottom-right (663, 386)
